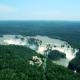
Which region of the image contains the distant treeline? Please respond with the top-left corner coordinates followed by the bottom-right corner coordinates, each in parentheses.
top-left (0, 21), bottom-right (80, 48)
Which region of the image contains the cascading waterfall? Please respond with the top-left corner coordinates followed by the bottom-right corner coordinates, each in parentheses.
top-left (0, 35), bottom-right (79, 67)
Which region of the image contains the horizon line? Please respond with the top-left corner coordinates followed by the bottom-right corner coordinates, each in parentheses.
top-left (0, 19), bottom-right (80, 21)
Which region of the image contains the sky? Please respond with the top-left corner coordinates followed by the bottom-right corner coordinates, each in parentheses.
top-left (0, 0), bottom-right (80, 20)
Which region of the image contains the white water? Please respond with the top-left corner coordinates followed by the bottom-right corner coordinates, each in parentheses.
top-left (32, 35), bottom-right (78, 61)
top-left (0, 35), bottom-right (79, 67)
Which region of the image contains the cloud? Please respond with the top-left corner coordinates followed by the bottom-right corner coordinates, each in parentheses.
top-left (0, 4), bottom-right (16, 13)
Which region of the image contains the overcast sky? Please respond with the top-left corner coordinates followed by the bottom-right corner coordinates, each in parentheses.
top-left (0, 0), bottom-right (80, 20)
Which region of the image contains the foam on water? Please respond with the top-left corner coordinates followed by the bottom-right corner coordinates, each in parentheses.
top-left (32, 35), bottom-right (78, 61)
top-left (0, 35), bottom-right (79, 67)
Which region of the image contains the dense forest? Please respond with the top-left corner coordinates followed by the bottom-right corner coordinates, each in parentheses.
top-left (68, 51), bottom-right (80, 73)
top-left (0, 45), bottom-right (80, 80)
